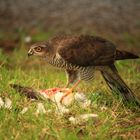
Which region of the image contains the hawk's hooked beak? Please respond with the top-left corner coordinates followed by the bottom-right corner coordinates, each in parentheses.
top-left (28, 49), bottom-right (34, 57)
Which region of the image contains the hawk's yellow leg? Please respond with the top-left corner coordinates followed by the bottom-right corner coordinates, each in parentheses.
top-left (60, 80), bottom-right (81, 103)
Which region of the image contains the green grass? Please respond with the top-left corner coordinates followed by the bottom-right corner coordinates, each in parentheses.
top-left (0, 43), bottom-right (140, 140)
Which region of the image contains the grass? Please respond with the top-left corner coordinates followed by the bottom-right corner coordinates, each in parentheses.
top-left (0, 40), bottom-right (140, 140)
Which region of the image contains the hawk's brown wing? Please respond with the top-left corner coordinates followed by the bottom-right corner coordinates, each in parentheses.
top-left (58, 35), bottom-right (116, 66)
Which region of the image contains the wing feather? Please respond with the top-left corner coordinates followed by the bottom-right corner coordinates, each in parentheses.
top-left (57, 35), bottom-right (116, 66)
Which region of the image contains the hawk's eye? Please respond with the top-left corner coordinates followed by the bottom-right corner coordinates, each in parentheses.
top-left (35, 47), bottom-right (42, 52)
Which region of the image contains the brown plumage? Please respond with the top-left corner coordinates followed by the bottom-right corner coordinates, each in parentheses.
top-left (10, 84), bottom-right (39, 99)
top-left (28, 35), bottom-right (140, 106)
top-left (50, 35), bottom-right (138, 66)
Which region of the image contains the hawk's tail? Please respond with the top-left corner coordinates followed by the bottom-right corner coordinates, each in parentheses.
top-left (101, 65), bottom-right (140, 106)
top-left (115, 50), bottom-right (139, 60)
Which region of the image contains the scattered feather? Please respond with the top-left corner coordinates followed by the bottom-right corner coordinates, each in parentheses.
top-left (20, 107), bottom-right (29, 114)
top-left (4, 98), bottom-right (12, 109)
top-left (0, 97), bottom-right (4, 108)
top-left (100, 106), bottom-right (108, 111)
top-left (36, 103), bottom-right (46, 114)
top-left (69, 113), bottom-right (98, 124)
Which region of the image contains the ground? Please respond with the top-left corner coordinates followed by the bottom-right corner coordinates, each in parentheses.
top-left (0, 33), bottom-right (140, 140)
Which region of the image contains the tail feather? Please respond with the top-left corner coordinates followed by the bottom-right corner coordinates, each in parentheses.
top-left (116, 50), bottom-right (139, 60)
top-left (101, 65), bottom-right (140, 106)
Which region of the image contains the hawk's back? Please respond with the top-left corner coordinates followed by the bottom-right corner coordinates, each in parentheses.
top-left (50, 35), bottom-right (116, 66)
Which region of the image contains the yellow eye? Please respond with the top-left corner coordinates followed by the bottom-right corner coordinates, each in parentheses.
top-left (35, 47), bottom-right (42, 52)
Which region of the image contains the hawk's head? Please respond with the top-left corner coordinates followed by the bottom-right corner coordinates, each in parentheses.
top-left (28, 42), bottom-right (52, 57)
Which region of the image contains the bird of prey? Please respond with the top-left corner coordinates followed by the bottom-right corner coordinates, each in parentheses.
top-left (28, 35), bottom-right (139, 105)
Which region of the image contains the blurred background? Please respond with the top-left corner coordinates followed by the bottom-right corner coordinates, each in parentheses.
top-left (0, 0), bottom-right (140, 53)
top-left (0, 1), bottom-right (140, 139)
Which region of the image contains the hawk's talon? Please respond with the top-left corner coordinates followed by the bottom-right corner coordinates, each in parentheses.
top-left (60, 89), bottom-right (73, 104)
top-left (60, 80), bottom-right (81, 104)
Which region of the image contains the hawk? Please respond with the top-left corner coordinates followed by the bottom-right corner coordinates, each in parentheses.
top-left (28, 35), bottom-right (139, 105)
